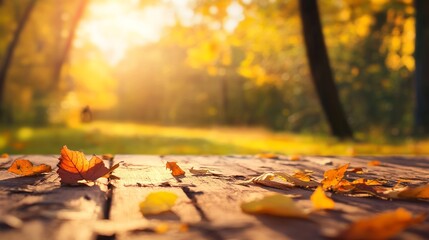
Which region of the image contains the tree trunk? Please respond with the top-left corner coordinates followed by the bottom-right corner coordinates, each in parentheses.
top-left (414, 0), bottom-right (429, 136)
top-left (0, 0), bottom-right (36, 118)
top-left (50, 0), bottom-right (89, 90)
top-left (298, 0), bottom-right (353, 139)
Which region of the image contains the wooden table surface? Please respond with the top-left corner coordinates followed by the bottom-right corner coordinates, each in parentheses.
top-left (0, 155), bottom-right (428, 240)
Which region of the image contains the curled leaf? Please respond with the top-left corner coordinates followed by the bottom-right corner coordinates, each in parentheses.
top-left (166, 161), bottom-right (185, 176)
top-left (337, 208), bottom-right (426, 240)
top-left (189, 167), bottom-right (220, 176)
top-left (139, 191), bottom-right (178, 215)
top-left (292, 170), bottom-right (311, 182)
top-left (275, 172), bottom-right (319, 188)
top-left (241, 194), bottom-right (308, 218)
top-left (8, 159), bottom-right (52, 176)
top-left (321, 163), bottom-right (349, 191)
top-left (57, 146), bottom-right (117, 184)
top-left (311, 186), bottom-right (335, 210)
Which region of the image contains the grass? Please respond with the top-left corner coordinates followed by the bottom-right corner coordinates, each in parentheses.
top-left (0, 121), bottom-right (429, 155)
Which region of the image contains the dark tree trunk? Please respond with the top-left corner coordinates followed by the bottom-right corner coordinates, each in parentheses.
top-left (414, 0), bottom-right (429, 136)
top-left (298, 0), bottom-right (353, 139)
top-left (50, 0), bottom-right (89, 90)
top-left (0, 0), bottom-right (36, 117)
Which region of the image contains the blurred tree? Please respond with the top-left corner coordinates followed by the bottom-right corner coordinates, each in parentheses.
top-left (299, 0), bottom-right (353, 139)
top-left (0, 0), bottom-right (36, 122)
top-left (49, 0), bottom-right (89, 90)
top-left (414, 0), bottom-right (429, 136)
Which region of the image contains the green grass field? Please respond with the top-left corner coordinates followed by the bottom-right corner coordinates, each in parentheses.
top-left (1, 121), bottom-right (428, 155)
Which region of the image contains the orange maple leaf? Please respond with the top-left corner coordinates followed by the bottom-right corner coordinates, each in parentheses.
top-left (8, 159), bottom-right (52, 176)
top-left (337, 208), bottom-right (426, 240)
top-left (368, 160), bottom-right (381, 166)
top-left (57, 146), bottom-right (118, 184)
top-left (321, 163), bottom-right (349, 191)
top-left (166, 161), bottom-right (185, 176)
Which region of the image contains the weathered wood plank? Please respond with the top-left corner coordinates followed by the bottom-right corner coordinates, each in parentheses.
top-left (0, 155), bottom-right (108, 240)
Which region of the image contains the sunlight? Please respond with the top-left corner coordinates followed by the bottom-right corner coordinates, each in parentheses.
top-left (76, 0), bottom-right (176, 65)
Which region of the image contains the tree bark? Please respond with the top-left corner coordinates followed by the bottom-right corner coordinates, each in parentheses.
top-left (0, 0), bottom-right (36, 116)
top-left (298, 0), bottom-right (353, 139)
top-left (414, 0), bottom-right (429, 136)
top-left (50, 0), bottom-right (89, 90)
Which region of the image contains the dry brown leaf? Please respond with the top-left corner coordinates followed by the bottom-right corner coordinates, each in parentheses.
top-left (321, 163), bottom-right (350, 191)
top-left (276, 172), bottom-right (319, 188)
top-left (241, 194), bottom-right (308, 218)
top-left (368, 160), bottom-right (381, 166)
top-left (57, 146), bottom-right (118, 184)
top-left (311, 186), bottom-right (335, 210)
top-left (336, 208), bottom-right (426, 240)
top-left (7, 159), bottom-right (52, 176)
top-left (352, 178), bottom-right (383, 186)
top-left (385, 184), bottom-right (429, 199)
top-left (166, 161), bottom-right (185, 176)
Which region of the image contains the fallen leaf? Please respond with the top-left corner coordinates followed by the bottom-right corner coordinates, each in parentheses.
top-left (292, 170), bottom-right (311, 182)
top-left (351, 178), bottom-right (383, 186)
top-left (276, 172), bottom-right (319, 188)
top-left (368, 160), bottom-right (381, 166)
top-left (57, 146), bottom-right (117, 184)
top-left (7, 159), bottom-right (51, 176)
top-left (321, 163), bottom-right (349, 191)
top-left (289, 154), bottom-right (301, 161)
top-left (336, 208), bottom-right (426, 240)
top-left (241, 194), bottom-right (308, 218)
top-left (256, 153), bottom-right (279, 159)
top-left (189, 167), bottom-right (220, 176)
top-left (139, 191), bottom-right (178, 215)
top-left (166, 162), bottom-right (185, 176)
top-left (311, 186), bottom-right (335, 210)
top-left (385, 184), bottom-right (429, 199)
top-left (1, 153), bottom-right (9, 158)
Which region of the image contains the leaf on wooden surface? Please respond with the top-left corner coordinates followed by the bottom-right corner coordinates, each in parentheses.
top-left (139, 191), bottom-right (178, 215)
top-left (385, 184), bottom-right (429, 199)
top-left (166, 161), bottom-right (185, 176)
top-left (352, 178), bottom-right (383, 186)
top-left (336, 208), bottom-right (426, 240)
top-left (241, 194), bottom-right (308, 218)
top-left (321, 163), bottom-right (350, 191)
top-left (256, 153), bottom-right (279, 159)
top-left (289, 154), bottom-right (301, 161)
top-left (189, 167), bottom-right (220, 176)
top-left (7, 159), bottom-right (52, 176)
top-left (292, 170), bottom-right (311, 182)
top-left (1, 153), bottom-right (9, 158)
top-left (275, 172), bottom-right (319, 188)
top-left (311, 186), bottom-right (335, 210)
top-left (57, 145), bottom-right (117, 184)
top-left (367, 160), bottom-right (381, 166)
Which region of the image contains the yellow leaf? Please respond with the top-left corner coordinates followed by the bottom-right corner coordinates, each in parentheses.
top-left (241, 194), bottom-right (307, 218)
top-left (139, 192), bottom-right (178, 215)
top-left (321, 163), bottom-right (350, 191)
top-left (311, 186), bottom-right (335, 210)
top-left (292, 170), bottom-right (311, 182)
top-left (337, 208), bottom-right (426, 240)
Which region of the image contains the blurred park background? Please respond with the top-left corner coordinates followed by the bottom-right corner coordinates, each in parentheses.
top-left (1, 0), bottom-right (429, 155)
